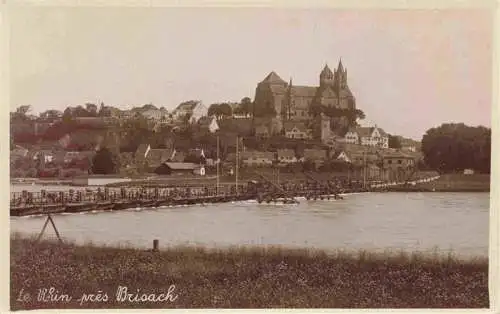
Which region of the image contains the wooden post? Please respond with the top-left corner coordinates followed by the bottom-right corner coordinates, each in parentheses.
top-left (216, 135), bottom-right (220, 195)
top-left (153, 239), bottom-right (159, 252)
top-left (36, 214), bottom-right (63, 244)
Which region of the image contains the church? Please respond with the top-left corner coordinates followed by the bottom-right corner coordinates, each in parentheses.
top-left (252, 59), bottom-right (356, 139)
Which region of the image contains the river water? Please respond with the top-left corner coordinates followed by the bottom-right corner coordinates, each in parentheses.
top-left (10, 184), bottom-right (489, 257)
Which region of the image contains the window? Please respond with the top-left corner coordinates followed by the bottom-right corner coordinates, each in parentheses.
top-left (388, 160), bottom-right (392, 164)
top-left (398, 160), bottom-right (402, 164)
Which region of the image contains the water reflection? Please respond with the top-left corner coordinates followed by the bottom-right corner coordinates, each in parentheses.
top-left (10, 191), bottom-right (489, 257)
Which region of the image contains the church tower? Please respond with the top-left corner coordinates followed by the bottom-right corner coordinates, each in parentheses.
top-left (319, 63), bottom-right (334, 87)
top-left (334, 58), bottom-right (347, 90)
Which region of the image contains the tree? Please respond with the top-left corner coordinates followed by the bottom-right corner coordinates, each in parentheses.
top-left (85, 103), bottom-right (98, 116)
top-left (16, 105), bottom-right (31, 115)
top-left (91, 147), bottom-right (117, 174)
top-left (39, 109), bottom-right (63, 120)
top-left (388, 134), bottom-right (402, 149)
top-left (208, 104), bottom-right (220, 117)
top-left (218, 103), bottom-right (233, 117)
top-left (142, 103), bottom-right (157, 111)
top-left (421, 123), bottom-right (491, 173)
top-left (240, 97), bottom-right (253, 116)
top-left (11, 105), bottom-right (32, 121)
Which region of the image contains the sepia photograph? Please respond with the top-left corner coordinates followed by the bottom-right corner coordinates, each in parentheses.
top-left (5, 1), bottom-right (496, 310)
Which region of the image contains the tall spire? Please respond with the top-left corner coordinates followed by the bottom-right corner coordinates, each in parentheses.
top-left (337, 58), bottom-right (344, 72)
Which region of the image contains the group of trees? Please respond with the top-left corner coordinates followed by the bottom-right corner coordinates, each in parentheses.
top-left (207, 103), bottom-right (233, 119)
top-left (207, 97), bottom-right (254, 119)
top-left (91, 147), bottom-right (117, 174)
top-left (309, 104), bottom-right (366, 126)
top-left (421, 123), bottom-right (491, 174)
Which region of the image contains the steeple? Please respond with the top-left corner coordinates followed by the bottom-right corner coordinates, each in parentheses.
top-left (334, 58), bottom-right (347, 89)
top-left (320, 63), bottom-right (334, 87)
top-left (337, 58), bottom-right (344, 73)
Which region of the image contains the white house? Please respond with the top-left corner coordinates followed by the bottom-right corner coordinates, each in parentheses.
top-left (173, 101), bottom-right (208, 123)
top-left (343, 128), bottom-right (360, 145)
top-left (241, 151), bottom-right (274, 167)
top-left (335, 151), bottom-right (351, 163)
top-left (283, 122), bottom-right (311, 140)
top-left (343, 126), bottom-right (389, 149)
top-left (277, 149), bottom-right (297, 164)
top-left (142, 108), bottom-right (168, 121)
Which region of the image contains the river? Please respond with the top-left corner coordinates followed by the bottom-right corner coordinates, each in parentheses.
top-left (10, 186), bottom-right (489, 257)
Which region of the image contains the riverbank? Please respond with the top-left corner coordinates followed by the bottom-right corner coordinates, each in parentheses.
top-left (385, 174), bottom-right (490, 192)
top-left (11, 236), bottom-right (488, 309)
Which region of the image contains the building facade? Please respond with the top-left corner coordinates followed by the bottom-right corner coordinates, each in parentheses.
top-left (252, 59), bottom-right (356, 137)
top-left (343, 126), bottom-right (389, 149)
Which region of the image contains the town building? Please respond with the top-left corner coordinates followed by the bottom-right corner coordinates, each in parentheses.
top-left (241, 151), bottom-right (274, 167)
top-left (277, 149), bottom-right (297, 164)
top-left (141, 108), bottom-right (168, 121)
top-left (155, 162), bottom-right (206, 176)
top-left (343, 126), bottom-right (389, 149)
top-left (283, 121), bottom-right (312, 140)
top-left (173, 101), bottom-right (208, 123)
top-left (379, 150), bottom-right (415, 170)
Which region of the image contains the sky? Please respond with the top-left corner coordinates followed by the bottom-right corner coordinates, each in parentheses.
top-left (8, 6), bottom-right (494, 140)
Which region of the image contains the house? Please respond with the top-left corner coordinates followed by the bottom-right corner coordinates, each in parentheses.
top-left (343, 127), bottom-right (360, 145)
top-left (169, 150), bottom-right (186, 162)
top-left (173, 101), bottom-right (207, 123)
top-left (464, 169), bottom-right (475, 175)
top-left (197, 116), bottom-right (220, 134)
top-left (366, 164), bottom-right (382, 180)
top-left (344, 150), bottom-right (380, 167)
top-left (11, 145), bottom-right (29, 158)
top-left (332, 150), bottom-right (351, 163)
top-left (154, 162), bottom-right (205, 176)
top-left (241, 150), bottom-right (274, 167)
top-left (283, 121), bottom-right (311, 140)
top-left (141, 108), bottom-right (168, 121)
top-left (379, 150), bottom-right (415, 170)
top-left (343, 125), bottom-right (389, 149)
top-left (135, 144), bottom-right (174, 165)
top-left (33, 150), bottom-right (55, 164)
top-left (74, 117), bottom-right (114, 128)
top-left (277, 149), bottom-right (297, 164)
top-left (185, 148), bottom-right (207, 164)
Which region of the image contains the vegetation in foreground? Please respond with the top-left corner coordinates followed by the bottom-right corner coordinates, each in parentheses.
top-left (11, 235), bottom-right (488, 309)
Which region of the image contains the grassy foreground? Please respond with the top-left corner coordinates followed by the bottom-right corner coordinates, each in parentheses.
top-left (11, 236), bottom-right (489, 309)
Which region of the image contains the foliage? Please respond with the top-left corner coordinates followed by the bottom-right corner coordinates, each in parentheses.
top-left (11, 236), bottom-right (488, 309)
top-left (421, 123), bottom-right (491, 174)
top-left (388, 134), bottom-right (402, 149)
top-left (11, 105), bottom-right (32, 122)
top-left (208, 103), bottom-right (233, 119)
top-left (308, 105), bottom-right (365, 126)
top-left (91, 147), bottom-right (117, 174)
top-left (39, 109), bottom-right (63, 120)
